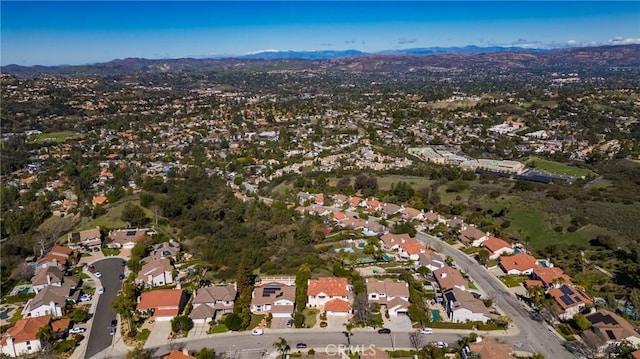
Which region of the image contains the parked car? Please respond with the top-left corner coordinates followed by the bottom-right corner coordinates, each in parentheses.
top-left (97, 287), bottom-right (105, 294)
top-left (79, 294), bottom-right (92, 302)
top-left (251, 328), bottom-right (264, 336)
top-left (296, 343), bottom-right (308, 349)
top-left (420, 327), bottom-right (433, 334)
top-left (119, 274), bottom-right (125, 281)
top-left (94, 271), bottom-right (102, 278)
top-left (378, 328), bottom-right (391, 334)
top-left (109, 326), bottom-right (116, 336)
top-left (69, 327), bottom-right (86, 334)
top-left (433, 341), bottom-right (448, 348)
top-left (286, 319), bottom-right (294, 328)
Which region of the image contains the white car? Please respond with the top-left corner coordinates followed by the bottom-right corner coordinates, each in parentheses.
top-left (94, 272), bottom-right (102, 278)
top-left (79, 295), bottom-right (92, 302)
top-left (420, 328), bottom-right (433, 334)
top-left (69, 327), bottom-right (86, 334)
top-left (251, 328), bottom-right (264, 336)
top-left (97, 287), bottom-right (105, 294)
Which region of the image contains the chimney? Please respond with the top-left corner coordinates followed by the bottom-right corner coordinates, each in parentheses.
top-left (441, 272), bottom-right (447, 278)
top-left (47, 274), bottom-right (52, 285)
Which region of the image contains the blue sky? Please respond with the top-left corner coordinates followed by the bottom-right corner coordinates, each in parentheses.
top-left (1, 1), bottom-right (639, 66)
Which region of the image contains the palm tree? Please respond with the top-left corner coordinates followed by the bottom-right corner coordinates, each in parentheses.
top-left (527, 285), bottom-right (545, 307)
top-left (273, 337), bottom-right (289, 359)
top-left (343, 322), bottom-right (354, 347)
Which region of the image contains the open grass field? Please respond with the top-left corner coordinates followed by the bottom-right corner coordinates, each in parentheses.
top-left (481, 195), bottom-right (614, 251)
top-left (525, 156), bottom-right (595, 178)
top-left (29, 131), bottom-right (79, 143)
top-left (78, 197), bottom-right (155, 230)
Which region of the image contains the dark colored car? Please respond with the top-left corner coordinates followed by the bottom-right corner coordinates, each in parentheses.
top-left (378, 328), bottom-right (391, 334)
top-left (296, 343), bottom-right (308, 349)
top-left (286, 319), bottom-right (294, 328)
top-left (119, 274), bottom-right (125, 281)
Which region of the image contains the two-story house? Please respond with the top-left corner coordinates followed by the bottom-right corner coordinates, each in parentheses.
top-left (307, 277), bottom-right (350, 309)
top-left (443, 287), bottom-right (491, 323)
top-left (135, 258), bottom-right (174, 288)
top-left (366, 279), bottom-right (410, 317)
top-left (548, 284), bottom-right (592, 321)
top-left (136, 289), bottom-right (186, 321)
top-left (0, 316), bottom-right (51, 357)
top-left (250, 281), bottom-right (296, 318)
top-left (189, 285), bottom-right (237, 324)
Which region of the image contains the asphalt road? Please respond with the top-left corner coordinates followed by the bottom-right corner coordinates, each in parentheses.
top-left (145, 330), bottom-right (463, 357)
top-left (416, 232), bottom-right (575, 359)
top-left (85, 257), bottom-right (126, 359)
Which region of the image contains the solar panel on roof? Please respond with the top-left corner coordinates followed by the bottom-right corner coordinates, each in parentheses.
top-left (561, 296), bottom-right (575, 306)
top-left (560, 286), bottom-right (574, 295)
top-left (606, 330), bottom-right (616, 340)
top-left (573, 296), bottom-right (582, 303)
top-left (126, 230), bottom-right (137, 236)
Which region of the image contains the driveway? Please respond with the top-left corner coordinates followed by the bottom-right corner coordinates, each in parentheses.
top-left (388, 314), bottom-right (412, 331)
top-left (270, 317), bottom-right (291, 329)
top-left (325, 315), bottom-right (348, 330)
top-left (144, 321), bottom-right (172, 349)
top-left (84, 257), bottom-right (125, 359)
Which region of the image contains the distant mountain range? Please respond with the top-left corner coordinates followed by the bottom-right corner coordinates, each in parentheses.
top-left (235, 45), bottom-right (548, 60)
top-left (2, 44), bottom-right (639, 76)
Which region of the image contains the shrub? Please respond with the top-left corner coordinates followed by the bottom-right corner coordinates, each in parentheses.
top-left (224, 313), bottom-right (243, 331)
top-left (320, 321), bottom-right (327, 328)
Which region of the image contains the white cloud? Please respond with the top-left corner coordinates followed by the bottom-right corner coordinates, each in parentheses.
top-left (244, 49), bottom-right (280, 55)
top-left (608, 37), bottom-right (640, 45)
top-left (566, 40), bottom-right (578, 45)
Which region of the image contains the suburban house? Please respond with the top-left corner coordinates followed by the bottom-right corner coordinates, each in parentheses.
top-left (548, 284), bottom-right (592, 321)
top-left (499, 253), bottom-right (540, 275)
top-left (400, 207), bottom-right (424, 222)
top-left (307, 277), bottom-right (350, 309)
top-left (366, 279), bottom-right (410, 317)
top-left (363, 220), bottom-right (386, 236)
top-left (463, 337), bottom-right (513, 359)
top-left (458, 226), bottom-right (489, 247)
top-left (107, 228), bottom-right (149, 249)
top-left (443, 287), bottom-right (491, 323)
top-left (363, 198), bottom-right (384, 213)
top-left (481, 237), bottom-right (514, 260)
top-left (433, 267), bottom-right (468, 291)
top-left (136, 289), bottom-right (186, 321)
top-left (0, 315), bottom-right (51, 357)
top-left (250, 281), bottom-right (296, 318)
top-left (67, 227), bottom-right (102, 251)
top-left (31, 267), bottom-right (80, 296)
top-left (135, 258), bottom-right (174, 288)
top-left (323, 298), bottom-right (351, 317)
top-left (581, 309), bottom-right (640, 356)
top-left (348, 196), bottom-right (363, 208)
top-left (396, 238), bottom-right (426, 261)
top-left (381, 203), bottom-right (403, 218)
top-left (416, 251), bottom-right (446, 272)
top-left (35, 245), bottom-right (74, 271)
top-left (22, 286), bottom-right (66, 318)
top-left (189, 285), bottom-right (237, 324)
top-left (332, 194), bottom-right (348, 206)
top-left (379, 233), bottom-right (412, 251)
top-left (532, 266), bottom-right (572, 290)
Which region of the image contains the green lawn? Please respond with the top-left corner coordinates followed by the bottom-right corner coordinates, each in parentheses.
top-left (79, 196), bottom-right (156, 230)
top-left (525, 156), bottom-right (595, 177)
top-left (208, 324), bottom-right (229, 334)
top-left (29, 131), bottom-right (79, 143)
top-left (500, 275), bottom-right (528, 288)
top-left (249, 314), bottom-right (265, 329)
top-left (102, 248), bottom-right (120, 256)
top-left (135, 328), bottom-right (151, 342)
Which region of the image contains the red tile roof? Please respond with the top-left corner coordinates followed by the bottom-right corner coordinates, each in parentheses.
top-left (308, 277), bottom-right (349, 296)
top-left (165, 350), bottom-right (196, 359)
top-left (51, 318), bottom-right (71, 334)
top-left (324, 298), bottom-right (351, 312)
top-left (499, 253), bottom-right (538, 273)
top-left (533, 266), bottom-right (571, 286)
top-left (549, 285), bottom-right (592, 310)
top-left (0, 315), bottom-right (51, 345)
top-left (137, 289), bottom-right (184, 311)
top-left (482, 237), bottom-right (511, 253)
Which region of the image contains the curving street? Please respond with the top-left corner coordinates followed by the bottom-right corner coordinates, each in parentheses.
top-left (416, 231), bottom-right (575, 359)
top-left (84, 257), bottom-right (126, 359)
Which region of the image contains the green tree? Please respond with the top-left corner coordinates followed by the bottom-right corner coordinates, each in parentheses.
top-left (224, 313), bottom-right (243, 331)
top-left (477, 249), bottom-right (490, 265)
top-left (295, 264), bottom-right (310, 312)
top-left (196, 348), bottom-right (215, 359)
top-left (273, 337), bottom-right (290, 359)
top-left (171, 315), bottom-right (194, 335)
top-left (111, 278), bottom-right (139, 332)
top-left (70, 307), bottom-right (89, 323)
top-left (121, 203), bottom-right (149, 227)
top-left (573, 313), bottom-right (592, 331)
